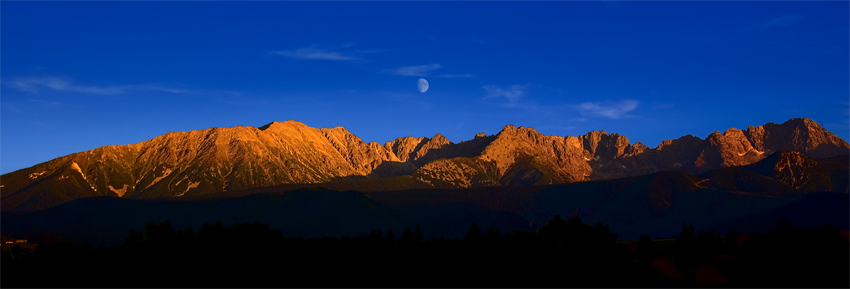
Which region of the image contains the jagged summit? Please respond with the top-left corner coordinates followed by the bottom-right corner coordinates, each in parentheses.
top-left (258, 119), bottom-right (304, 130)
top-left (2, 117), bottom-right (847, 211)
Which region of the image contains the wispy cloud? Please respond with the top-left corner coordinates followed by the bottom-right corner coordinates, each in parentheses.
top-left (271, 47), bottom-right (361, 61)
top-left (394, 64), bottom-right (441, 76)
top-left (482, 84), bottom-right (530, 107)
top-left (355, 48), bottom-right (389, 54)
top-left (2, 102), bottom-right (24, 114)
top-left (7, 77), bottom-right (125, 95)
top-left (391, 64), bottom-right (473, 78)
top-left (3, 76), bottom-right (232, 96)
top-left (437, 74), bottom-right (474, 78)
top-left (750, 15), bottom-right (804, 31)
top-left (136, 86), bottom-right (196, 94)
top-left (30, 99), bottom-right (68, 106)
top-left (573, 100), bottom-right (639, 119)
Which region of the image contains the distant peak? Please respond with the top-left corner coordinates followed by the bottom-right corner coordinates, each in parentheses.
top-left (766, 117), bottom-right (822, 129)
top-left (585, 130), bottom-right (608, 136)
top-left (430, 134), bottom-right (449, 143)
top-left (789, 117), bottom-right (815, 123)
top-left (723, 127), bottom-right (742, 134)
top-left (258, 122), bottom-right (277, 130)
top-left (475, 132), bottom-right (487, 138)
top-left (790, 117), bottom-right (822, 128)
top-left (323, 126), bottom-right (351, 133)
top-left (282, 120), bottom-right (306, 125)
top-left (258, 120), bottom-right (306, 131)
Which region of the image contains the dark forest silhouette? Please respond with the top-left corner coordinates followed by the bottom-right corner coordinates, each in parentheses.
top-left (2, 216), bottom-right (847, 288)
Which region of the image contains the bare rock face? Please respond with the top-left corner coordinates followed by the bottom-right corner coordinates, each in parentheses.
top-left (714, 128), bottom-right (762, 167)
top-left (411, 124), bottom-right (592, 187)
top-left (579, 131), bottom-right (631, 160)
top-left (412, 134), bottom-right (453, 165)
top-left (412, 158), bottom-right (497, 188)
top-left (319, 126), bottom-right (400, 174)
top-left (652, 134), bottom-right (707, 172)
top-left (744, 118), bottom-right (850, 159)
top-left (693, 128), bottom-right (765, 174)
top-left (585, 118), bottom-right (849, 180)
top-left (478, 125), bottom-right (591, 184)
top-left (767, 151), bottom-right (822, 190)
top-left (2, 120), bottom-right (409, 207)
top-left (384, 136), bottom-right (428, 163)
top-left (746, 150), bottom-right (834, 192)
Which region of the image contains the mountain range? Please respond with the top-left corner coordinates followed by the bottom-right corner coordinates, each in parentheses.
top-left (2, 117), bottom-right (848, 212)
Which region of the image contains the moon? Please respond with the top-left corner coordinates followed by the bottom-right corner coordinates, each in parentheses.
top-left (417, 78), bottom-right (429, 93)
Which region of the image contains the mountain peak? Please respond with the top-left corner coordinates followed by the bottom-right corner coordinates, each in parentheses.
top-left (786, 117), bottom-right (818, 126)
top-left (723, 127), bottom-right (744, 136)
top-left (501, 124), bottom-right (517, 132)
top-left (584, 130), bottom-right (609, 137)
top-left (258, 120), bottom-right (309, 131)
top-left (746, 118), bottom-right (849, 158)
top-left (430, 134), bottom-right (450, 144)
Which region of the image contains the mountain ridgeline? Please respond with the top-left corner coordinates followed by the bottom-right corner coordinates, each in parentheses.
top-left (2, 118), bottom-right (848, 211)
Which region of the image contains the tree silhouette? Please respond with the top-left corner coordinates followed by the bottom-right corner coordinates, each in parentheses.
top-left (5, 216), bottom-right (846, 288)
top-left (401, 228), bottom-right (414, 244)
top-left (122, 228), bottom-right (144, 250)
top-left (485, 227), bottom-right (500, 241)
top-left (636, 234), bottom-right (654, 270)
top-left (463, 223), bottom-right (483, 243)
top-left (724, 231), bottom-right (740, 254)
top-left (386, 228), bottom-right (395, 242)
top-left (697, 232), bottom-right (722, 258)
top-left (674, 222), bottom-right (697, 281)
top-left (414, 225), bottom-right (423, 243)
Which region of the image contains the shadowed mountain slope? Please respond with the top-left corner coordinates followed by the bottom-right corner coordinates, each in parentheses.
top-left (1, 165), bottom-right (824, 246)
top-left (3, 151), bottom-right (846, 245)
top-left (1, 188), bottom-right (405, 247)
top-left (703, 192), bottom-right (850, 236)
top-left (743, 150), bottom-right (848, 193)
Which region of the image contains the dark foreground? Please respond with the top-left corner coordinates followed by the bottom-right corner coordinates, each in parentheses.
top-left (2, 216), bottom-right (847, 288)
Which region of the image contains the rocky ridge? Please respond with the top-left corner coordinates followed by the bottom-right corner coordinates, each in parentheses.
top-left (1, 118), bottom-right (847, 211)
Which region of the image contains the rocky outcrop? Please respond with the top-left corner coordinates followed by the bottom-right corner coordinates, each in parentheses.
top-left (579, 131), bottom-right (632, 160)
top-left (477, 125), bottom-right (590, 184)
top-left (384, 136), bottom-right (427, 163)
top-left (745, 150), bottom-right (836, 192)
top-left (744, 118), bottom-right (849, 158)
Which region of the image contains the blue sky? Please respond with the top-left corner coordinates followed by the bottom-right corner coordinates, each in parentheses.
top-left (2, 1), bottom-right (848, 174)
